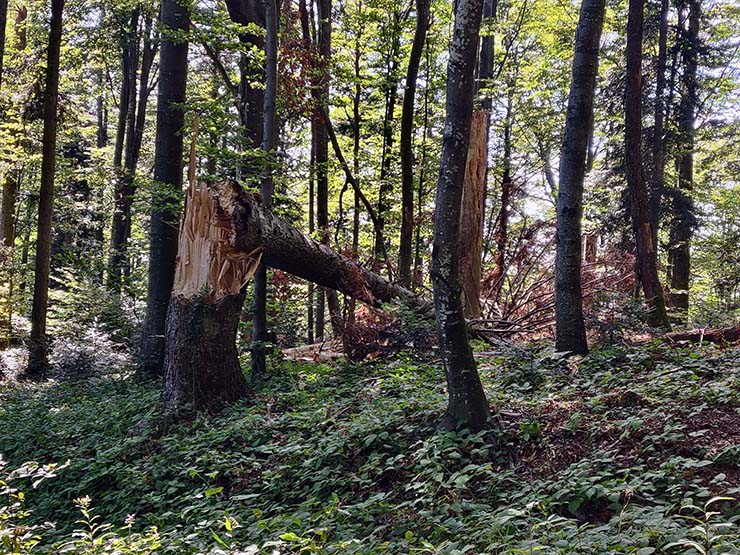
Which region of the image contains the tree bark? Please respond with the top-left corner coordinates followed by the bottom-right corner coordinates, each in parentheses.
top-left (669, 0), bottom-right (699, 316)
top-left (432, 0), bottom-right (490, 431)
top-left (489, 91), bottom-right (512, 302)
top-left (161, 185), bottom-right (260, 411)
top-left (649, 0), bottom-right (669, 249)
top-left (139, 0), bottom-right (190, 376)
top-left (398, 0), bottom-right (430, 286)
top-left (25, 0), bottom-right (64, 377)
top-left (554, 0), bottom-right (606, 355)
top-left (108, 12), bottom-right (157, 291)
top-left (0, 0), bottom-right (8, 91)
top-left (625, 0), bottom-right (671, 330)
top-left (374, 10), bottom-right (405, 267)
top-left (251, 0), bottom-right (278, 377)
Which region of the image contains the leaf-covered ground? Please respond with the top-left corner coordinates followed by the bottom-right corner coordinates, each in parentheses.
top-left (1, 341), bottom-right (740, 553)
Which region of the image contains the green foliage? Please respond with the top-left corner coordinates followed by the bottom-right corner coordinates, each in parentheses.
top-left (1, 343), bottom-right (740, 553)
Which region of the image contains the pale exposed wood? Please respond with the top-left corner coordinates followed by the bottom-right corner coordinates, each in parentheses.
top-left (459, 110), bottom-right (487, 319)
top-left (172, 183), bottom-right (262, 301)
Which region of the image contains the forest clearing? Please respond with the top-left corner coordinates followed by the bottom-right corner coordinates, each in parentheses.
top-left (1, 0), bottom-right (740, 550)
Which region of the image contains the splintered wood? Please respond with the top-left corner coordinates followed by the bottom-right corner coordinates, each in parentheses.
top-left (173, 183), bottom-right (263, 301)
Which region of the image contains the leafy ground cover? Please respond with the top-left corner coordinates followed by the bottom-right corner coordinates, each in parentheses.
top-left (1, 341), bottom-right (740, 553)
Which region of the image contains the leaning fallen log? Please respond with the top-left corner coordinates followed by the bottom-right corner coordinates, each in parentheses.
top-left (665, 324), bottom-right (740, 344)
top-left (161, 181), bottom-right (424, 411)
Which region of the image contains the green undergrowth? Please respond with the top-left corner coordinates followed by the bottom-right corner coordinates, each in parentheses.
top-left (2, 341), bottom-right (740, 553)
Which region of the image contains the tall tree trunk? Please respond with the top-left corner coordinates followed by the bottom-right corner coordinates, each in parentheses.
top-left (625, 0), bottom-right (671, 330)
top-left (489, 91), bottom-right (513, 301)
top-left (25, 0), bottom-right (64, 377)
top-left (251, 0), bottom-right (278, 377)
top-left (413, 41), bottom-right (432, 286)
top-left (458, 0), bottom-right (495, 319)
top-left (649, 0), bottom-right (669, 249)
top-left (0, 0), bottom-right (8, 91)
top-left (374, 12), bottom-right (403, 267)
top-left (138, 0), bottom-right (190, 376)
top-left (432, 0), bottom-right (489, 431)
top-left (398, 0), bottom-right (430, 286)
top-left (669, 0), bottom-right (699, 316)
top-left (313, 0), bottom-right (343, 339)
top-left (108, 7), bottom-right (140, 290)
top-left (0, 167), bottom-right (18, 349)
top-left (554, 0), bottom-right (606, 355)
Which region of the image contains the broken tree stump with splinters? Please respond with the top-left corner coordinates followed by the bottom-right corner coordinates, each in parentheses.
top-left (162, 181), bottom-right (425, 410)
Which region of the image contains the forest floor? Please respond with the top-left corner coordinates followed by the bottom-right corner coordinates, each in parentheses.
top-left (1, 339), bottom-right (740, 553)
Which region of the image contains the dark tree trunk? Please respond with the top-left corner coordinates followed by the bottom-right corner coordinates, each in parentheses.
top-left (669, 0), bottom-right (699, 315)
top-left (25, 0), bottom-right (64, 377)
top-left (432, 0), bottom-right (489, 431)
top-left (374, 11), bottom-right (404, 267)
top-left (554, 0), bottom-right (606, 355)
top-left (489, 91), bottom-right (513, 301)
top-left (398, 0), bottom-right (430, 286)
top-left (138, 0), bottom-right (190, 376)
top-left (97, 71), bottom-right (108, 148)
top-left (625, 0), bottom-right (671, 330)
top-left (413, 42), bottom-right (432, 286)
top-left (313, 0), bottom-right (343, 339)
top-left (251, 0), bottom-right (278, 377)
top-left (225, 0), bottom-right (265, 177)
top-left (0, 0), bottom-right (8, 90)
top-left (649, 0), bottom-right (669, 249)
top-left (108, 8), bottom-right (140, 290)
top-left (0, 170), bottom-right (18, 349)
top-left (108, 13), bottom-right (157, 291)
top-left (162, 293), bottom-right (250, 410)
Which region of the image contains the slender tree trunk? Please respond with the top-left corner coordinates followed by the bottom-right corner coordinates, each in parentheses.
top-left (489, 91), bottom-right (513, 301)
top-left (669, 0), bottom-right (699, 316)
top-left (251, 0), bottom-right (278, 376)
top-left (625, 0), bottom-right (671, 330)
top-left (25, 0), bottom-right (64, 377)
top-left (398, 0), bottom-right (430, 286)
top-left (108, 8), bottom-right (140, 290)
top-left (313, 0), bottom-right (343, 338)
top-left (413, 42), bottom-right (432, 286)
top-left (650, 0), bottom-right (669, 249)
top-left (374, 13), bottom-right (403, 267)
top-left (554, 0), bottom-right (606, 355)
top-left (138, 0), bottom-right (190, 376)
top-left (432, 0), bottom-right (490, 431)
top-left (0, 0), bottom-right (8, 91)
top-left (0, 167), bottom-right (18, 349)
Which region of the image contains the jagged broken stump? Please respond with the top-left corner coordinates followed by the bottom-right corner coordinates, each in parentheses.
top-left (162, 181), bottom-right (421, 410)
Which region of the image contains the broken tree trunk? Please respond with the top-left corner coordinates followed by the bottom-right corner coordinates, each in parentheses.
top-left (459, 110), bottom-right (487, 319)
top-left (163, 181), bottom-right (423, 410)
top-left (161, 184), bottom-right (262, 411)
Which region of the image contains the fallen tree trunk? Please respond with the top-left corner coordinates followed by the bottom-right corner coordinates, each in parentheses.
top-left (162, 181), bottom-right (424, 410)
top-left (666, 325), bottom-right (740, 344)
top-left (216, 179), bottom-right (421, 308)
